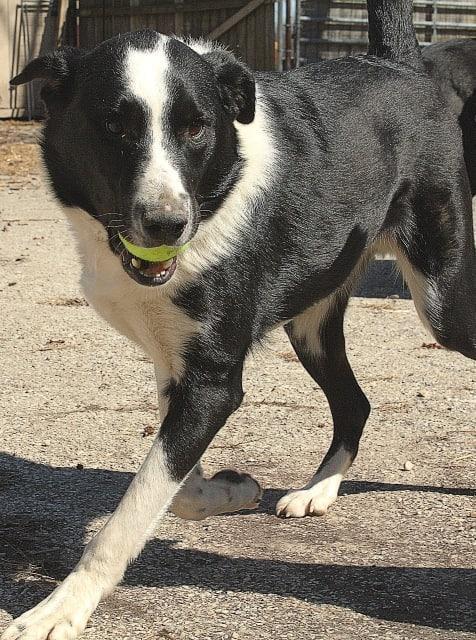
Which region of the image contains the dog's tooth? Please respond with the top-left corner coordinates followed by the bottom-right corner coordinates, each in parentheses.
top-left (131, 258), bottom-right (142, 269)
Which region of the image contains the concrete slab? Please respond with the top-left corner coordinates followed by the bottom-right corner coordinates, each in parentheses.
top-left (0, 185), bottom-right (475, 640)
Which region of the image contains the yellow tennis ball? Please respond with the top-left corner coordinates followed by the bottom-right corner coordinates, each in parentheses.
top-left (119, 233), bottom-right (189, 262)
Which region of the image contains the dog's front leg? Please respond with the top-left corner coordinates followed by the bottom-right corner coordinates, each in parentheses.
top-left (153, 366), bottom-right (262, 521)
top-left (1, 367), bottom-right (244, 640)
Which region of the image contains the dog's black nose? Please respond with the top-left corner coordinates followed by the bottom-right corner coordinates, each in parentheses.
top-left (142, 213), bottom-right (187, 244)
top-left (139, 205), bottom-right (188, 246)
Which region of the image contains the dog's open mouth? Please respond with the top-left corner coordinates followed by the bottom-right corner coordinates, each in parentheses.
top-left (121, 251), bottom-right (177, 286)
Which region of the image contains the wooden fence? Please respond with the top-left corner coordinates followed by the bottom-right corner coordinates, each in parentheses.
top-left (1, 0), bottom-right (278, 118)
top-left (78, 0), bottom-right (277, 71)
top-left (7, 1), bottom-right (473, 118)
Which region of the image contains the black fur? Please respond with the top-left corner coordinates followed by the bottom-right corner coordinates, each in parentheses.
top-left (367, 0), bottom-right (422, 67)
top-left (422, 39), bottom-right (476, 195)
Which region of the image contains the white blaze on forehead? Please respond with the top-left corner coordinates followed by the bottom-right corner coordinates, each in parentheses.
top-left (125, 40), bottom-right (185, 200)
top-left (126, 39), bottom-right (169, 116)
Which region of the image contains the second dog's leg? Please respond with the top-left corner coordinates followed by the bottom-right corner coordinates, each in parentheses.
top-left (276, 295), bottom-right (370, 518)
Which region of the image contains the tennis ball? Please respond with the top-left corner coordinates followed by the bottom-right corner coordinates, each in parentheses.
top-left (119, 233), bottom-right (189, 262)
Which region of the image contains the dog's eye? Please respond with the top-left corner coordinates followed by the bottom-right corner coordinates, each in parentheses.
top-left (105, 119), bottom-right (124, 136)
top-left (177, 121), bottom-right (206, 143)
top-left (187, 122), bottom-right (204, 139)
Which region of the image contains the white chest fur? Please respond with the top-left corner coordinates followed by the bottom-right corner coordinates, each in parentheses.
top-left (64, 208), bottom-right (198, 381)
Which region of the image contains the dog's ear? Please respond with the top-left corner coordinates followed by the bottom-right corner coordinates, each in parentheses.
top-left (203, 50), bottom-right (255, 124)
top-left (10, 47), bottom-right (81, 109)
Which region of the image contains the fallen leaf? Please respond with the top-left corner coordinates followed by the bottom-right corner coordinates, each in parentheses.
top-left (422, 342), bottom-right (443, 349)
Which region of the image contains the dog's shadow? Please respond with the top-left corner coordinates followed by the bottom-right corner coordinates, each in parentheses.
top-left (0, 452), bottom-right (474, 632)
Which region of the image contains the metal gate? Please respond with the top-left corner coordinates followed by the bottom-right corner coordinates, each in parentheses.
top-left (1, 0), bottom-right (53, 118)
top-left (296, 0), bottom-right (476, 65)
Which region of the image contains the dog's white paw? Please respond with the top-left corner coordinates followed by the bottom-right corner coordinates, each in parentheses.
top-left (1, 575), bottom-right (99, 640)
top-left (172, 468), bottom-right (262, 520)
top-left (211, 469), bottom-right (263, 510)
top-left (277, 451), bottom-right (350, 519)
top-left (276, 482), bottom-right (338, 518)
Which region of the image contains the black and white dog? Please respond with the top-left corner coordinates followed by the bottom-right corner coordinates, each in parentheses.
top-left (422, 39), bottom-right (476, 195)
top-left (3, 1), bottom-right (476, 638)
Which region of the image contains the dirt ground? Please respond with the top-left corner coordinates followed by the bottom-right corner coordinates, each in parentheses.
top-left (0, 123), bottom-right (475, 640)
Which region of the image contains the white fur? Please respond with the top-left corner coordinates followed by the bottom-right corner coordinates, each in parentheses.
top-left (291, 295), bottom-right (336, 360)
top-left (276, 447), bottom-right (352, 518)
top-left (80, 440), bottom-right (178, 581)
top-left (0, 571), bottom-right (100, 640)
top-left (374, 235), bottom-right (441, 337)
top-left (126, 41), bottom-right (187, 221)
top-left (66, 208), bottom-right (199, 380)
top-left (290, 247), bottom-right (372, 358)
top-left (181, 36), bottom-right (222, 56)
top-left (171, 464), bottom-right (262, 521)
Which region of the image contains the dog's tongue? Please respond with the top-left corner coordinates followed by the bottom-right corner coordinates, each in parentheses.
top-left (142, 260), bottom-right (170, 277)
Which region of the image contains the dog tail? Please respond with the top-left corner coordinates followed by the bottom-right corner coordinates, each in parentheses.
top-left (367, 0), bottom-right (423, 68)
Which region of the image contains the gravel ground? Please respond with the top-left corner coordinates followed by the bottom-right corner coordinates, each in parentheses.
top-left (0, 140), bottom-right (475, 639)
top-left (0, 121), bottom-right (43, 192)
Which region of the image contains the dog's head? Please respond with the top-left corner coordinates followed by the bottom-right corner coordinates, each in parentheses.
top-left (11, 32), bottom-right (255, 286)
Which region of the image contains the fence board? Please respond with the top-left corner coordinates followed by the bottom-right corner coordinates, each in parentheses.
top-left (78, 0), bottom-right (276, 70)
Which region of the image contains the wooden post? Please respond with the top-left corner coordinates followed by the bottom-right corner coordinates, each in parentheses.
top-left (174, 0), bottom-right (184, 35)
top-left (56, 0), bottom-right (69, 47)
top-left (207, 0), bottom-right (266, 40)
top-left (284, 0), bottom-right (293, 70)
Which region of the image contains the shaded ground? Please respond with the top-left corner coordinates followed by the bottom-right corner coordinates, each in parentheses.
top-left (0, 124), bottom-right (475, 639)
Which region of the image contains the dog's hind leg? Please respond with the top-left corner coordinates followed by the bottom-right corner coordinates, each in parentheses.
top-left (388, 172), bottom-right (476, 360)
top-left (170, 464), bottom-right (262, 520)
top-left (276, 293), bottom-right (370, 518)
